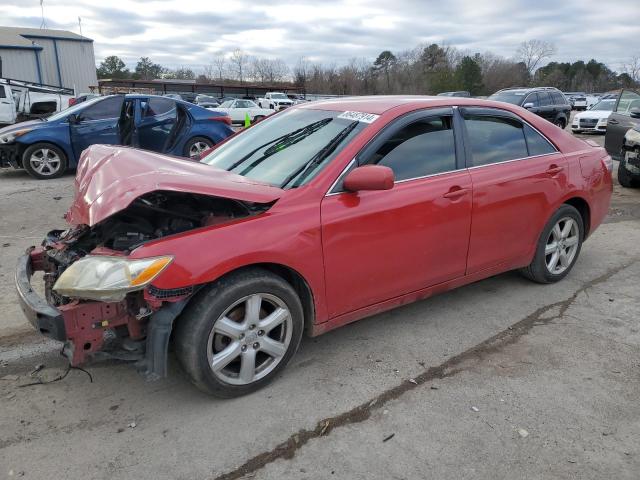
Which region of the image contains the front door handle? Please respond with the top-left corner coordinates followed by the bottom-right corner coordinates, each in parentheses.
top-left (443, 187), bottom-right (469, 199)
top-left (608, 119), bottom-right (619, 125)
top-left (546, 165), bottom-right (564, 176)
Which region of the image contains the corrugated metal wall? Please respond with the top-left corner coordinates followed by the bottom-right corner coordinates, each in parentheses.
top-left (56, 40), bottom-right (97, 93)
top-left (0, 38), bottom-right (97, 93)
top-left (0, 48), bottom-right (40, 83)
top-left (30, 39), bottom-right (59, 86)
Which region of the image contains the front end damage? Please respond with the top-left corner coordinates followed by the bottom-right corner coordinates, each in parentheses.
top-left (16, 190), bottom-right (271, 379)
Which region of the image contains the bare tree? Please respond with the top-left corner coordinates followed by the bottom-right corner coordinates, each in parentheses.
top-left (625, 55), bottom-right (640, 83)
top-left (516, 39), bottom-right (557, 76)
top-left (293, 57), bottom-right (309, 88)
top-left (229, 49), bottom-right (249, 84)
top-left (212, 53), bottom-right (227, 81)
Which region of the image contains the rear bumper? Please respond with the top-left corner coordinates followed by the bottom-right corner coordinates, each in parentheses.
top-left (15, 250), bottom-right (66, 340)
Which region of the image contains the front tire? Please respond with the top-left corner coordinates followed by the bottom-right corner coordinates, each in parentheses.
top-left (554, 117), bottom-right (566, 129)
top-left (22, 142), bottom-right (68, 179)
top-left (175, 269), bottom-right (304, 397)
top-left (520, 204), bottom-right (583, 284)
top-left (184, 136), bottom-right (213, 159)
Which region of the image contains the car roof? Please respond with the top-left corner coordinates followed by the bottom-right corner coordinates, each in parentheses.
top-left (299, 95), bottom-right (518, 115)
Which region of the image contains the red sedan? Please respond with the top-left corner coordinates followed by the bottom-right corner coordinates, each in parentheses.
top-left (16, 97), bottom-right (612, 397)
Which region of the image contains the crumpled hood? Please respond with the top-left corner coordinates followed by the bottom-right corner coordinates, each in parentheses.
top-left (66, 144), bottom-right (283, 226)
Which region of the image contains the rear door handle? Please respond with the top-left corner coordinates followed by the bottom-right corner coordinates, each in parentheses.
top-left (546, 165), bottom-right (564, 176)
top-left (443, 187), bottom-right (469, 199)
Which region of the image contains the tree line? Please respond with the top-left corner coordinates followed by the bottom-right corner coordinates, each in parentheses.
top-left (96, 40), bottom-right (640, 95)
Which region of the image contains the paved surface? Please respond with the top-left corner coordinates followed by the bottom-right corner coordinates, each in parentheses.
top-left (1, 129), bottom-right (640, 479)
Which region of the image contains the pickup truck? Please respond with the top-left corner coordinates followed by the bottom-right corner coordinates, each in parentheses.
top-left (0, 79), bottom-right (74, 125)
top-left (257, 92), bottom-right (294, 111)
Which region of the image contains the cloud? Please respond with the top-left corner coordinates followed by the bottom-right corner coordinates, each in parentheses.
top-left (1, 0), bottom-right (638, 72)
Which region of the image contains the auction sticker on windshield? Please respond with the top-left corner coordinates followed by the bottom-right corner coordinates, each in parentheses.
top-left (337, 111), bottom-right (380, 123)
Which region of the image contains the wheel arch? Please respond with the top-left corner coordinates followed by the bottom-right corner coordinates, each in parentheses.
top-left (563, 196), bottom-right (591, 238)
top-left (19, 139), bottom-right (71, 167)
top-left (185, 262), bottom-right (316, 336)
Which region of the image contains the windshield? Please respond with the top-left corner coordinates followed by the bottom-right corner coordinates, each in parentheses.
top-left (589, 99), bottom-right (615, 111)
top-left (45, 96), bottom-right (106, 122)
top-left (270, 93), bottom-right (288, 99)
top-left (201, 108), bottom-right (366, 188)
top-left (220, 100), bottom-right (233, 108)
top-left (488, 91), bottom-right (527, 105)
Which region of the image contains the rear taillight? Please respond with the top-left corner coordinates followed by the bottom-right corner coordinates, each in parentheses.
top-left (68, 98), bottom-right (77, 107)
top-left (601, 155), bottom-right (613, 173)
top-left (209, 115), bottom-right (232, 126)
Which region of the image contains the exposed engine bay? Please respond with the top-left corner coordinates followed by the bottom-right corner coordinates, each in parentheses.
top-left (23, 191), bottom-right (272, 374)
top-left (60, 190), bottom-right (268, 253)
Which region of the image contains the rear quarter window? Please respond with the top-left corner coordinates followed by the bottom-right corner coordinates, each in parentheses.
top-left (524, 124), bottom-right (556, 156)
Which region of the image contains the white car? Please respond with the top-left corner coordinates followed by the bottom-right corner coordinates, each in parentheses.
top-left (258, 92), bottom-right (294, 111)
top-left (571, 98), bottom-right (617, 134)
top-left (208, 99), bottom-right (274, 125)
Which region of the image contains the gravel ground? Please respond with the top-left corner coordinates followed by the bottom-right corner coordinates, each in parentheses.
top-left (1, 123), bottom-right (639, 480)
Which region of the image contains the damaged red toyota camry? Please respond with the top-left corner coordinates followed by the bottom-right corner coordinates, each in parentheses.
top-left (16, 97), bottom-right (612, 397)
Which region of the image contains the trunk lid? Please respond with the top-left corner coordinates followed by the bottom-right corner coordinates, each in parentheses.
top-left (66, 144), bottom-right (283, 226)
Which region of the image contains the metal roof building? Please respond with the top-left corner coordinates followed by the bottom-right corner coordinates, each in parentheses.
top-left (0, 26), bottom-right (97, 93)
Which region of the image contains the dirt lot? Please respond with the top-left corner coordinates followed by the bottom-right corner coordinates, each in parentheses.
top-left (1, 128), bottom-right (640, 479)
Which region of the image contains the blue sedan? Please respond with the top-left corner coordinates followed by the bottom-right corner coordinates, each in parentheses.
top-left (0, 94), bottom-right (234, 179)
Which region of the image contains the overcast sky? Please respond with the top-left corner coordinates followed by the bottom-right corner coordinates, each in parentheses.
top-left (3, 0), bottom-right (639, 72)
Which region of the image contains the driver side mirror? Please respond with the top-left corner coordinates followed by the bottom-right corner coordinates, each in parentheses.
top-left (67, 113), bottom-right (79, 124)
top-left (343, 165), bottom-right (395, 192)
top-left (630, 107), bottom-right (640, 119)
top-left (523, 102), bottom-right (535, 109)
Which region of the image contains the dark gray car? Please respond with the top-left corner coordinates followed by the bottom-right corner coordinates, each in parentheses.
top-left (604, 89), bottom-right (640, 160)
top-left (489, 87), bottom-right (571, 128)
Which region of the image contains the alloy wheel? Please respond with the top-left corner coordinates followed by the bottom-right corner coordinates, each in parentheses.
top-left (206, 293), bottom-right (292, 385)
top-left (29, 148), bottom-right (61, 176)
top-left (189, 141), bottom-right (210, 158)
top-left (545, 217), bottom-right (579, 275)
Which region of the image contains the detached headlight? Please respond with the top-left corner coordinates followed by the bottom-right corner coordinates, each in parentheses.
top-left (53, 255), bottom-right (173, 302)
top-left (0, 129), bottom-right (31, 144)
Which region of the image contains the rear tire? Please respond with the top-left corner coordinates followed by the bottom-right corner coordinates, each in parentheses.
top-left (174, 268), bottom-right (304, 397)
top-left (184, 136), bottom-right (213, 159)
top-left (520, 205), bottom-right (583, 284)
top-left (22, 142), bottom-right (68, 179)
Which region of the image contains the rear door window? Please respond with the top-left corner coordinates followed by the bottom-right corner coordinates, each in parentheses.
top-left (142, 97), bottom-right (176, 118)
top-left (363, 116), bottom-right (457, 181)
top-left (538, 92), bottom-right (553, 106)
top-left (463, 115), bottom-right (528, 166)
top-left (551, 92), bottom-right (566, 105)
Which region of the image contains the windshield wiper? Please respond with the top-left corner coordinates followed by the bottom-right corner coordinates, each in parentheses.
top-left (225, 118), bottom-right (333, 173)
top-left (280, 121), bottom-right (359, 189)
top-left (236, 118), bottom-right (333, 176)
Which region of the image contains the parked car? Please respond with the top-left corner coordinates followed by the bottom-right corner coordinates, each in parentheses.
top-left (565, 92), bottom-right (588, 110)
top-left (209, 99), bottom-right (274, 124)
top-left (571, 98), bottom-right (617, 134)
top-left (195, 95), bottom-right (220, 109)
top-left (0, 94), bottom-right (233, 179)
top-left (489, 87), bottom-right (571, 128)
top-left (604, 89), bottom-right (640, 160)
top-left (258, 92), bottom-right (294, 111)
top-left (437, 91), bottom-right (471, 97)
top-left (16, 96), bottom-right (612, 397)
